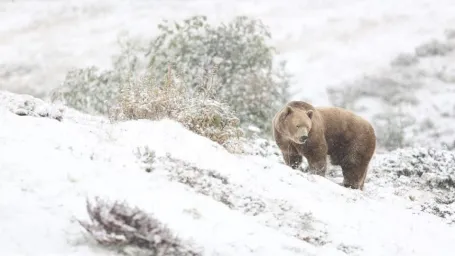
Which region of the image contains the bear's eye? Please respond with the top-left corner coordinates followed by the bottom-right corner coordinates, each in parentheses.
top-left (296, 125), bottom-right (301, 128)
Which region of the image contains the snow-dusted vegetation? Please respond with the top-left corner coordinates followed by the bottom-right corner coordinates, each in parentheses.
top-left (1, 0), bottom-right (455, 255)
top-left (327, 32), bottom-right (455, 151)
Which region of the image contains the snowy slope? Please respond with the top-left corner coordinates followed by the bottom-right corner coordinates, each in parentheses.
top-left (2, 0), bottom-right (455, 104)
top-left (2, 1), bottom-right (455, 254)
top-left (1, 91), bottom-right (454, 256)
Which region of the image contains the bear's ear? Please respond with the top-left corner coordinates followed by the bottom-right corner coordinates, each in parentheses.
top-left (307, 110), bottom-right (313, 119)
top-left (285, 106), bottom-right (293, 116)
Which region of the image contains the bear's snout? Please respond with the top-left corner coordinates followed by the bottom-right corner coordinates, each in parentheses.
top-left (299, 135), bottom-right (308, 143)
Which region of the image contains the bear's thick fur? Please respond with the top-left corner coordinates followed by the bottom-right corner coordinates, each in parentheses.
top-left (272, 101), bottom-right (376, 190)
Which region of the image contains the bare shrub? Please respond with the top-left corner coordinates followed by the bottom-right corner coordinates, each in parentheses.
top-left (110, 66), bottom-right (244, 153)
top-left (78, 197), bottom-right (201, 256)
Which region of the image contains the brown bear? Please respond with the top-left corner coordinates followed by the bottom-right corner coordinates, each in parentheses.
top-left (272, 101), bottom-right (376, 190)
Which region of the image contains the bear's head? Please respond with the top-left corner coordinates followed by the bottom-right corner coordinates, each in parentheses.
top-left (276, 105), bottom-right (313, 145)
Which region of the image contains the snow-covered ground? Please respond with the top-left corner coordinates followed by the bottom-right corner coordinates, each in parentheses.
top-left (2, 0), bottom-right (455, 104)
top-left (2, 0), bottom-right (455, 255)
top-left (1, 91), bottom-right (454, 256)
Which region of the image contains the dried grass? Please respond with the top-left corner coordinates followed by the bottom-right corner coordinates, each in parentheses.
top-left (109, 65), bottom-right (244, 153)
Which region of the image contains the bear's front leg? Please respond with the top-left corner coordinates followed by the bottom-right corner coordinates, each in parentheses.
top-left (283, 152), bottom-right (303, 169)
top-left (278, 141), bottom-right (303, 169)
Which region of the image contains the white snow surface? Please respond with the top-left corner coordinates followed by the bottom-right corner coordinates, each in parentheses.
top-left (1, 91), bottom-right (454, 256)
top-left (2, 1), bottom-right (455, 255)
top-left (2, 0), bottom-right (455, 104)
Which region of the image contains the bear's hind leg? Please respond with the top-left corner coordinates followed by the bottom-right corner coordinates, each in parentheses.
top-left (341, 162), bottom-right (369, 190)
top-left (357, 163), bottom-right (370, 190)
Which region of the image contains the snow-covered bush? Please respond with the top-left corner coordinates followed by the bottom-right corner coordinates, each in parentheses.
top-left (374, 148), bottom-right (455, 189)
top-left (52, 15), bottom-right (291, 136)
top-left (1, 90), bottom-right (64, 121)
top-left (240, 137), bottom-right (283, 161)
top-left (142, 15), bottom-right (291, 135)
top-left (110, 67), bottom-right (244, 153)
top-left (79, 197), bottom-right (201, 256)
top-left (370, 147), bottom-right (455, 224)
top-left (50, 66), bottom-right (123, 116)
top-left (414, 39), bottom-right (453, 57)
top-left (390, 53), bottom-right (419, 67)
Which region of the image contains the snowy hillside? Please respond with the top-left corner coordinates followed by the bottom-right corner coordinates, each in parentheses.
top-left (1, 91), bottom-right (454, 256)
top-left (2, 0), bottom-right (455, 255)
